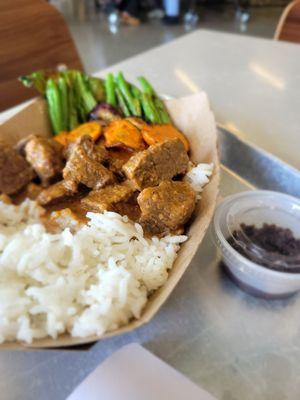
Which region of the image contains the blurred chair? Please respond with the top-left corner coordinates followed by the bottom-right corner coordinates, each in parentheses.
top-left (0, 0), bottom-right (83, 112)
top-left (274, 0), bottom-right (300, 44)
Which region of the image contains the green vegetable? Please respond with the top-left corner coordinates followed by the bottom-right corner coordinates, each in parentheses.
top-left (140, 93), bottom-right (161, 124)
top-left (74, 72), bottom-right (97, 115)
top-left (137, 76), bottom-right (171, 123)
top-left (19, 70), bottom-right (47, 94)
top-left (149, 96), bottom-right (162, 123)
top-left (58, 77), bottom-right (69, 131)
top-left (133, 98), bottom-right (142, 117)
top-left (131, 84), bottom-right (142, 99)
top-left (46, 79), bottom-right (63, 135)
top-left (153, 97), bottom-right (171, 123)
top-left (68, 84), bottom-right (79, 130)
top-left (116, 72), bottom-right (140, 116)
top-left (20, 68), bottom-right (169, 134)
top-left (87, 76), bottom-right (105, 102)
top-left (105, 73), bottom-right (117, 107)
top-left (61, 69), bottom-right (75, 87)
top-left (137, 76), bottom-right (155, 96)
top-left (115, 87), bottom-right (130, 117)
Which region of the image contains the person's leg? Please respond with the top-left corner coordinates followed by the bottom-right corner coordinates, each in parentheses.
top-left (119, 0), bottom-right (141, 25)
top-left (119, 0), bottom-right (139, 16)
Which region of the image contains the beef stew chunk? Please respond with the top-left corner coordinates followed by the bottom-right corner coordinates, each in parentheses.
top-left (74, 135), bottom-right (108, 164)
top-left (138, 180), bottom-right (196, 235)
top-left (63, 138), bottom-right (108, 162)
top-left (12, 182), bottom-right (43, 204)
top-left (24, 182), bottom-right (43, 200)
top-left (122, 139), bottom-right (189, 190)
top-left (107, 149), bottom-right (133, 175)
top-left (63, 135), bottom-right (114, 191)
top-left (94, 142), bottom-right (109, 164)
top-left (22, 135), bottom-right (64, 186)
top-left (81, 183), bottom-right (135, 213)
top-left (0, 140), bottom-right (35, 195)
top-left (37, 181), bottom-right (76, 206)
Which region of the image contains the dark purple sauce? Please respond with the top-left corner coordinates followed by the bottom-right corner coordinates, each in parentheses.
top-left (227, 223), bottom-right (300, 273)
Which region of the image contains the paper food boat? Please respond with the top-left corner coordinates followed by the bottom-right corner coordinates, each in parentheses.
top-left (0, 92), bottom-right (220, 348)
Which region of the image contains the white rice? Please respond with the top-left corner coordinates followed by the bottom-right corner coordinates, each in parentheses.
top-left (184, 162), bottom-right (214, 199)
top-left (0, 163), bottom-right (212, 343)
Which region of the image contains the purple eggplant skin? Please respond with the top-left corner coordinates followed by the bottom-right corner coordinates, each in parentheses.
top-left (89, 103), bottom-right (123, 123)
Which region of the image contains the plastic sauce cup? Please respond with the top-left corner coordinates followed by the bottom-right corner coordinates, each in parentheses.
top-left (213, 190), bottom-right (300, 298)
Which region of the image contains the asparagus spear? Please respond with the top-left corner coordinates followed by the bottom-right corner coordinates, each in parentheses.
top-left (153, 97), bottom-right (171, 123)
top-left (115, 87), bottom-right (131, 117)
top-left (68, 83), bottom-right (79, 130)
top-left (137, 76), bottom-right (155, 95)
top-left (140, 93), bottom-right (161, 124)
top-left (130, 84), bottom-right (142, 100)
top-left (75, 72), bottom-right (97, 115)
top-left (19, 70), bottom-right (47, 94)
top-left (46, 79), bottom-right (63, 135)
top-left (133, 84), bottom-right (153, 122)
top-left (128, 84), bottom-right (143, 118)
top-left (105, 73), bottom-right (117, 107)
top-left (138, 76), bottom-right (171, 123)
top-left (133, 98), bottom-right (142, 117)
top-left (87, 76), bottom-right (106, 102)
top-left (116, 72), bottom-right (140, 116)
top-left (58, 76), bottom-right (69, 131)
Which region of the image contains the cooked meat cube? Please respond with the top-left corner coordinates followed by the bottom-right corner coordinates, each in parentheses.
top-left (64, 157), bottom-right (113, 192)
top-left (94, 144), bottom-right (110, 167)
top-left (63, 136), bottom-right (114, 191)
top-left (107, 149), bottom-right (133, 175)
top-left (23, 183), bottom-right (43, 200)
top-left (64, 135), bottom-right (109, 163)
top-left (13, 182), bottom-right (43, 204)
top-left (50, 208), bottom-right (83, 232)
top-left (63, 142), bottom-right (75, 160)
top-left (65, 136), bottom-right (108, 161)
top-left (138, 180), bottom-right (196, 235)
top-left (122, 139), bottom-right (189, 190)
top-left (76, 135), bottom-right (108, 163)
top-left (0, 141), bottom-right (35, 194)
top-left (114, 192), bottom-right (141, 222)
top-left (37, 181), bottom-right (75, 206)
top-left (81, 184), bottom-right (135, 213)
top-left (21, 135), bottom-right (64, 186)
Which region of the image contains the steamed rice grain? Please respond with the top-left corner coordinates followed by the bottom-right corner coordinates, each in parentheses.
top-left (184, 162), bottom-right (213, 199)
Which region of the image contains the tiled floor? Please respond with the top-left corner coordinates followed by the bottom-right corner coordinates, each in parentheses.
top-left (52, 1), bottom-right (284, 73)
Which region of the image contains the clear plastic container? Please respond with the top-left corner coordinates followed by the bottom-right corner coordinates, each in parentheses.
top-left (213, 190), bottom-right (300, 298)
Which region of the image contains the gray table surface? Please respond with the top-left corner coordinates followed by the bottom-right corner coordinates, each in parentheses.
top-left (1, 31), bottom-right (300, 400)
top-left (1, 167), bottom-right (300, 400)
